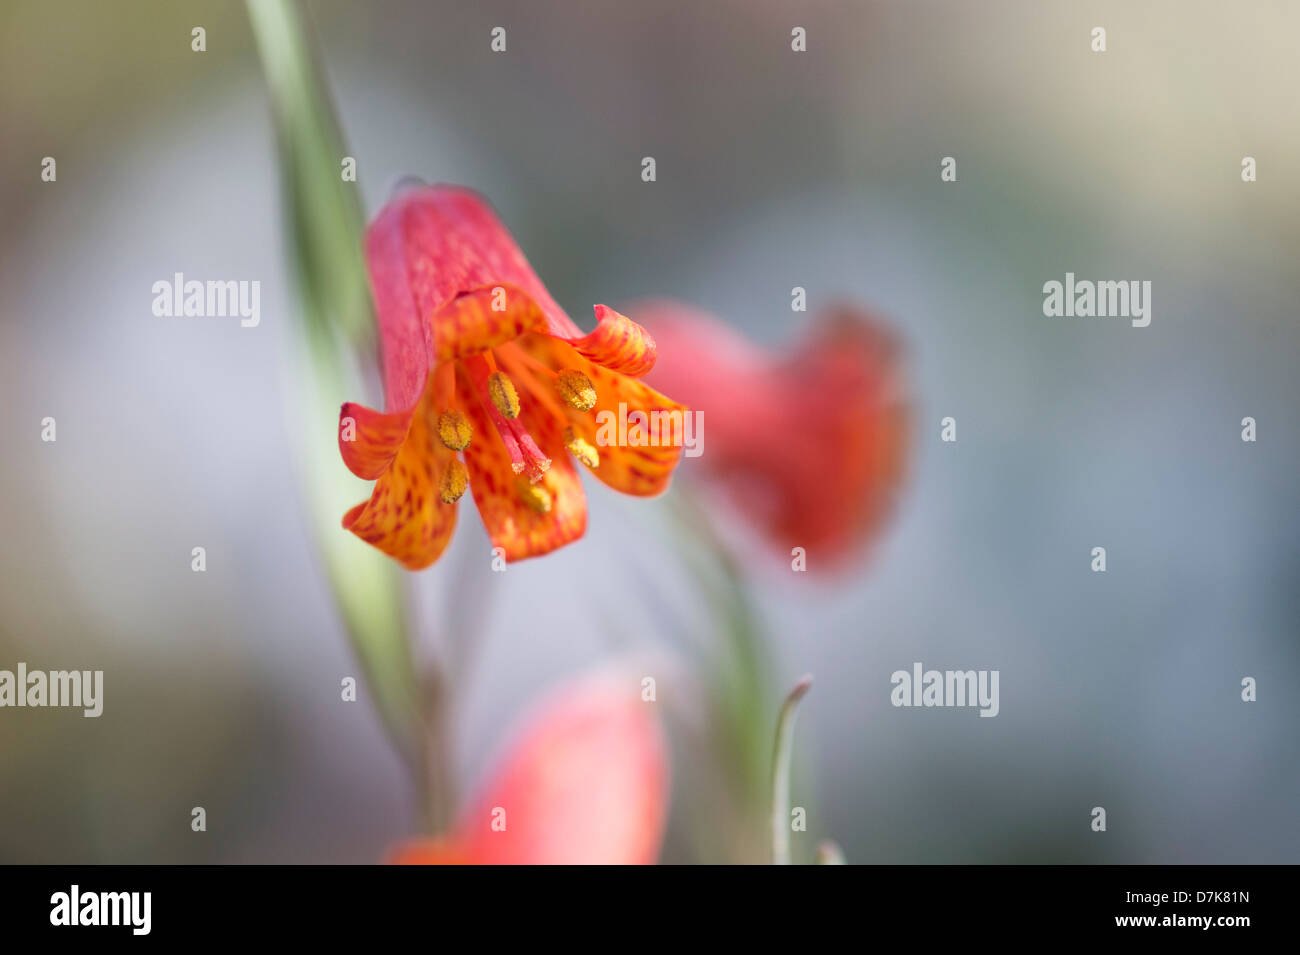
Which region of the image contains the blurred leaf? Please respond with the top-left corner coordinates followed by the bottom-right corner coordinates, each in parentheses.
top-left (247, 0), bottom-right (372, 350)
top-left (247, 0), bottom-right (420, 764)
top-left (771, 675), bottom-right (812, 866)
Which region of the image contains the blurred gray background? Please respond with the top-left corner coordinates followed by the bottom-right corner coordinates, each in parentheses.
top-left (1, 0), bottom-right (1296, 862)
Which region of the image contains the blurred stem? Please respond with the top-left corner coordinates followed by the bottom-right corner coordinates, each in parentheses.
top-left (771, 676), bottom-right (812, 865)
top-left (247, 0), bottom-right (450, 834)
top-left (418, 663), bottom-right (454, 834)
top-left (668, 489), bottom-right (774, 860)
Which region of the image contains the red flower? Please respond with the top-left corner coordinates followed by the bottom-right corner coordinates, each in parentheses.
top-left (638, 299), bottom-right (909, 568)
top-left (389, 672), bottom-right (669, 865)
top-left (339, 185), bottom-right (686, 569)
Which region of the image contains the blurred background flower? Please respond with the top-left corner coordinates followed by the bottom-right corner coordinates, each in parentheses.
top-left (1, 0), bottom-right (1297, 863)
top-left (641, 298), bottom-right (908, 570)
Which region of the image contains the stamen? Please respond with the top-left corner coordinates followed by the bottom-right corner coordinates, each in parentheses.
top-left (465, 354), bottom-right (551, 483)
top-left (563, 425), bottom-right (600, 469)
top-left (498, 353), bottom-right (569, 422)
top-left (517, 478), bottom-right (553, 513)
top-left (439, 458), bottom-right (469, 503)
top-left (437, 409), bottom-right (472, 451)
top-left (555, 370), bottom-right (597, 412)
top-left (487, 371), bottom-right (520, 419)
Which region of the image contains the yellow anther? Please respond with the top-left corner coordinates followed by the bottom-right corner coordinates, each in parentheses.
top-left (563, 426), bottom-right (599, 469)
top-left (555, 369), bottom-right (597, 412)
top-left (487, 371), bottom-right (520, 419)
top-left (517, 478), bottom-right (553, 513)
top-left (439, 458), bottom-right (469, 504)
top-left (437, 409), bottom-right (472, 451)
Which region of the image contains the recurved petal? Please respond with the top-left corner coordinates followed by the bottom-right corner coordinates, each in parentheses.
top-left (338, 402), bottom-right (413, 481)
top-left (506, 333), bottom-right (687, 497)
top-left (341, 393), bottom-right (459, 570)
top-left (553, 304), bottom-right (658, 377)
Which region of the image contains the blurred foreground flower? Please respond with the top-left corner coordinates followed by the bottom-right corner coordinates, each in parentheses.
top-left (340, 185), bottom-right (687, 569)
top-left (390, 672), bottom-right (668, 864)
top-left (641, 300), bottom-right (909, 568)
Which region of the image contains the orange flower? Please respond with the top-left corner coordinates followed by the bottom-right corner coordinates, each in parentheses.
top-left (638, 299), bottom-right (909, 568)
top-left (389, 672), bottom-right (669, 865)
top-left (339, 185), bottom-right (686, 569)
